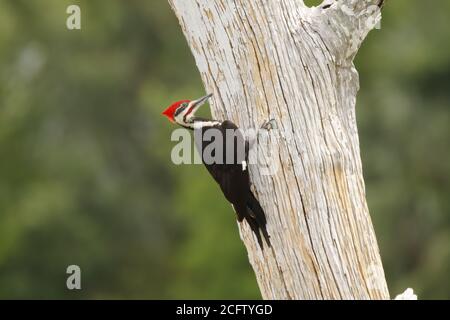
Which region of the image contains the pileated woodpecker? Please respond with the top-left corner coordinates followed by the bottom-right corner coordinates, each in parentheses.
top-left (162, 94), bottom-right (271, 249)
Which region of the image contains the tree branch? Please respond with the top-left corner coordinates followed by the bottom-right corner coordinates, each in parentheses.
top-left (309, 0), bottom-right (386, 61)
top-left (168, 0), bottom-right (390, 300)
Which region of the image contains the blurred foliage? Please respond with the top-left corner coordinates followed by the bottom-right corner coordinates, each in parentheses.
top-left (0, 0), bottom-right (448, 299)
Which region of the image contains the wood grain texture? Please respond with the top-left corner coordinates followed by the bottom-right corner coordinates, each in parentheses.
top-left (168, 0), bottom-right (390, 299)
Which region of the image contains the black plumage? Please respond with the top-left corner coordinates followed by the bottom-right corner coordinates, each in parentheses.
top-left (191, 118), bottom-right (271, 249)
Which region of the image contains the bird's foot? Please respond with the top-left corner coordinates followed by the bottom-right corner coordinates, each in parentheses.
top-left (260, 119), bottom-right (277, 131)
top-left (247, 119), bottom-right (278, 151)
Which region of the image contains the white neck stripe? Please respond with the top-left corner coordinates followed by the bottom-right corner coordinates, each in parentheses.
top-left (192, 121), bottom-right (221, 129)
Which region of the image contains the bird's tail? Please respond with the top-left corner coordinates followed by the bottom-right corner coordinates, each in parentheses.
top-left (245, 192), bottom-right (271, 249)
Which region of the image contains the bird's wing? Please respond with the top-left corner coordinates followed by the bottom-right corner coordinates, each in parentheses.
top-left (198, 120), bottom-right (250, 203)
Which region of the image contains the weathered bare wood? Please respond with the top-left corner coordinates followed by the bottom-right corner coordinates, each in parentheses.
top-left (168, 0), bottom-right (390, 299)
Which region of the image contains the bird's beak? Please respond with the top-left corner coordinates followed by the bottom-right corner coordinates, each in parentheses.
top-left (188, 93), bottom-right (213, 116)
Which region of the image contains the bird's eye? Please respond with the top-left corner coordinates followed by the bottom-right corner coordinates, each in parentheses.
top-left (174, 104), bottom-right (187, 117)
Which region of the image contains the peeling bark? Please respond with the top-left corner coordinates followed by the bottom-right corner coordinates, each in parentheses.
top-left (168, 0), bottom-right (390, 299)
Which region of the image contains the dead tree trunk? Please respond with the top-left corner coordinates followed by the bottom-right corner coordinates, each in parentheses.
top-left (168, 0), bottom-right (390, 299)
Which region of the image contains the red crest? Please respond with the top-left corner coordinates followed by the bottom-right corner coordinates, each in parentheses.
top-left (162, 100), bottom-right (190, 123)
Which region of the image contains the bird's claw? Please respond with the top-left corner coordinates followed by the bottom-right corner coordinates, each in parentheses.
top-left (260, 119), bottom-right (277, 131)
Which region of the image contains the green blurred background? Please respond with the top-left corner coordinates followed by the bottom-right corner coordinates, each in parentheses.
top-left (0, 0), bottom-right (448, 299)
